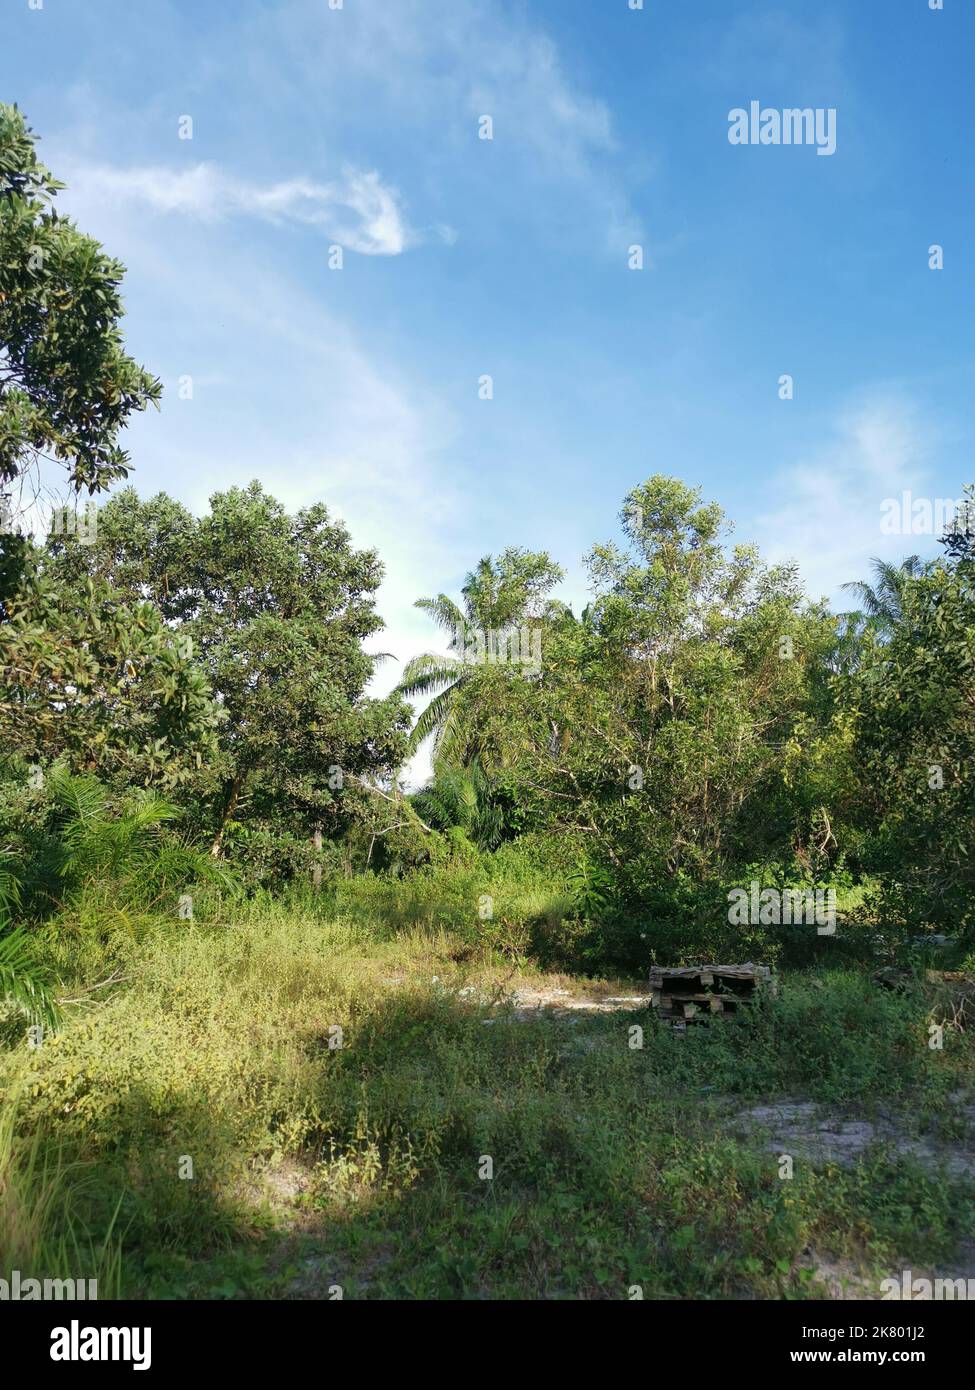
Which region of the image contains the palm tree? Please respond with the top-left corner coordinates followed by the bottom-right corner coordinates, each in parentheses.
top-left (396, 549), bottom-right (563, 769)
top-left (411, 762), bottom-right (504, 851)
top-left (840, 555), bottom-right (926, 640)
top-left (396, 592), bottom-right (471, 767)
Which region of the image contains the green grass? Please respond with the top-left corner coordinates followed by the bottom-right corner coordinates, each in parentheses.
top-left (0, 1091), bottom-right (124, 1297)
top-left (1, 902), bottom-right (972, 1299)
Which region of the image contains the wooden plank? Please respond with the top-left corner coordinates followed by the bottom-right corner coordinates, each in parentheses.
top-left (661, 991), bottom-right (738, 1003)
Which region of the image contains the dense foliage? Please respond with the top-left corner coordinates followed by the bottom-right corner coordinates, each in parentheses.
top-left (2, 470), bottom-right (972, 970)
top-left (0, 103), bottom-right (160, 531)
top-left (42, 484), bottom-right (412, 865)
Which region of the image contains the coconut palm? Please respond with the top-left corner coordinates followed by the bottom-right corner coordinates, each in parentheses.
top-left (396, 549), bottom-right (563, 769)
top-left (840, 555), bottom-right (926, 640)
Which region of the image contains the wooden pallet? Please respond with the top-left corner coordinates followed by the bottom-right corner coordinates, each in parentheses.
top-left (649, 963), bottom-right (773, 1027)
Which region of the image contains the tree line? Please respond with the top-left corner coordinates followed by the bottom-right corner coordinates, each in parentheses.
top-left (2, 101), bottom-right (973, 992)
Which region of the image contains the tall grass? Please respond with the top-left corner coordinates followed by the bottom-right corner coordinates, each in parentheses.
top-left (0, 1091), bottom-right (123, 1295)
top-left (1, 902), bottom-right (972, 1298)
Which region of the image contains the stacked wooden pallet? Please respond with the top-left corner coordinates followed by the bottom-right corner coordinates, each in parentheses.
top-left (649, 963), bottom-right (773, 1030)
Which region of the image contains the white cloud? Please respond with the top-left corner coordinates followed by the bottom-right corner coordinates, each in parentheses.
top-left (67, 160), bottom-right (411, 255)
top-left (260, 0), bottom-right (645, 251)
top-left (751, 396), bottom-right (945, 605)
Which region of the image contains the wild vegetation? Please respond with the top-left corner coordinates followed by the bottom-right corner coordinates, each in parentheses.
top-left (1, 104), bottom-right (973, 1300)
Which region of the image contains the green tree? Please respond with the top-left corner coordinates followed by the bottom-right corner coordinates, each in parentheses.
top-left (0, 766), bottom-right (230, 927)
top-left (49, 484), bottom-right (411, 858)
top-left (460, 479), bottom-right (852, 940)
top-left (412, 762), bottom-right (504, 852)
top-left (845, 540), bottom-right (975, 937)
top-left (0, 105), bottom-right (160, 525)
top-left (0, 852), bottom-right (56, 1027)
top-left (840, 556), bottom-right (927, 640)
top-left (397, 548), bottom-right (564, 768)
top-left (0, 553), bottom-right (222, 789)
top-left (940, 484), bottom-right (975, 564)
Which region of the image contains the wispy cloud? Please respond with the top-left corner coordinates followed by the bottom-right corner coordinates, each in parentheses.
top-left (256, 0), bottom-right (646, 252)
top-left (64, 182), bottom-right (464, 785)
top-left (752, 396), bottom-right (945, 605)
top-left (66, 160), bottom-right (412, 254)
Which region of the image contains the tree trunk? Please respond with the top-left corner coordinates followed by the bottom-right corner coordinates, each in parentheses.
top-left (312, 827), bottom-right (323, 891)
top-left (211, 771), bottom-right (244, 858)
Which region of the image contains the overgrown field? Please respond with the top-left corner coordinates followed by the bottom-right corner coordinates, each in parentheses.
top-left (3, 97), bottom-right (975, 1307)
top-left (2, 901), bottom-right (972, 1301)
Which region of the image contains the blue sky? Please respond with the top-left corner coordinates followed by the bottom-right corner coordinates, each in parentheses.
top-left (2, 0), bottom-right (972, 776)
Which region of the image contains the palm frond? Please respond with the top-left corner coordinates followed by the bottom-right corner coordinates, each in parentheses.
top-left (411, 761), bottom-right (503, 851)
top-left (60, 790), bottom-right (179, 884)
top-left (396, 654), bottom-right (464, 700)
top-left (839, 579), bottom-right (883, 615)
top-left (406, 685), bottom-right (461, 757)
top-left (414, 595), bottom-right (466, 635)
top-left (46, 767), bottom-right (108, 826)
top-left (840, 556), bottom-right (928, 635)
top-left (0, 851), bottom-right (23, 920)
top-left (0, 926), bottom-right (59, 1030)
top-left (431, 697), bottom-right (470, 773)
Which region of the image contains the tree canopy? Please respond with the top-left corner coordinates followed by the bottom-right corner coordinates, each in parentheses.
top-left (0, 104), bottom-right (160, 511)
top-left (44, 483), bottom-right (412, 858)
